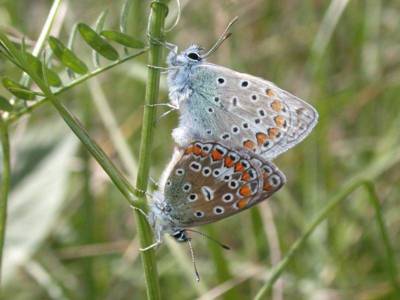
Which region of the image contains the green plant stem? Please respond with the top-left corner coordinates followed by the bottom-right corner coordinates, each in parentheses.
top-left (0, 121), bottom-right (10, 284)
top-left (6, 49), bottom-right (148, 124)
top-left (81, 98), bottom-right (96, 299)
top-left (133, 1), bottom-right (169, 299)
top-left (19, 0), bottom-right (63, 87)
top-left (20, 57), bottom-right (138, 206)
top-left (254, 180), bottom-right (399, 300)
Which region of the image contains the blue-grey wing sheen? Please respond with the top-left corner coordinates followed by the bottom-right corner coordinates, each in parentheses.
top-left (163, 142), bottom-right (285, 227)
top-left (173, 64), bottom-right (318, 160)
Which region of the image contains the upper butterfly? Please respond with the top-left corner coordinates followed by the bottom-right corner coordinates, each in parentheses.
top-left (166, 43), bottom-right (318, 160)
top-left (147, 141), bottom-right (285, 248)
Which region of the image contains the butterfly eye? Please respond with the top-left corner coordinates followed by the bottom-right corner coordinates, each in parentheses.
top-left (187, 52), bottom-right (201, 61)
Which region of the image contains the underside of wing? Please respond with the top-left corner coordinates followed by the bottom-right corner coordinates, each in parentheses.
top-left (163, 142), bottom-right (285, 227)
top-left (183, 64), bottom-right (318, 160)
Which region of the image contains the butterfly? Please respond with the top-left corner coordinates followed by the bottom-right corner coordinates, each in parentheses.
top-left (165, 20), bottom-right (318, 160)
top-left (147, 141), bottom-right (285, 249)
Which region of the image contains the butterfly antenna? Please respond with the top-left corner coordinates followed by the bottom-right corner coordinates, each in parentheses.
top-left (201, 16), bottom-right (239, 59)
top-left (165, 0), bottom-right (181, 32)
top-left (186, 229), bottom-right (231, 250)
top-left (187, 239), bottom-right (200, 282)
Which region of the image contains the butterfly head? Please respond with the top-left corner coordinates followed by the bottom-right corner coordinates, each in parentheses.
top-left (148, 190), bottom-right (188, 243)
top-left (167, 44), bottom-right (205, 67)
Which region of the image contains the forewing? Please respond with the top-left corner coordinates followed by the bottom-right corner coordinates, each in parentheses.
top-left (163, 142), bottom-right (284, 227)
top-left (187, 63), bottom-right (318, 160)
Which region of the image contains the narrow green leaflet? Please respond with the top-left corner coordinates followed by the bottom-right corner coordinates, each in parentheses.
top-left (0, 95), bottom-right (13, 111)
top-left (77, 23), bottom-right (119, 61)
top-left (101, 31), bottom-right (145, 49)
top-left (24, 53), bottom-right (62, 87)
top-left (93, 10), bottom-right (109, 68)
top-left (2, 78), bottom-right (38, 100)
top-left (48, 36), bottom-right (88, 74)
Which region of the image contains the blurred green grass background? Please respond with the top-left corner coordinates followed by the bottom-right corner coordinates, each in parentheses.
top-left (1, 0), bottom-right (399, 299)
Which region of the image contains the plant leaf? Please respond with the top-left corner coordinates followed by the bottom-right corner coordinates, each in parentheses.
top-left (24, 53), bottom-right (62, 87)
top-left (48, 36), bottom-right (88, 74)
top-left (93, 10), bottom-right (109, 68)
top-left (0, 95), bottom-right (13, 111)
top-left (101, 30), bottom-right (145, 49)
top-left (2, 77), bottom-right (37, 100)
top-left (77, 23), bottom-right (119, 61)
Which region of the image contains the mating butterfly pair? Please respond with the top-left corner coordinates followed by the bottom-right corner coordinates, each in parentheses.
top-left (143, 41), bottom-right (318, 251)
top-left (143, 17), bottom-right (318, 255)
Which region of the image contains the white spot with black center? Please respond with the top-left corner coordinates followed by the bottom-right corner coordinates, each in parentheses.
top-left (258, 109), bottom-right (266, 117)
top-left (262, 165), bottom-right (273, 175)
top-left (214, 145), bottom-right (228, 156)
top-left (182, 183), bottom-right (192, 192)
top-left (202, 167), bottom-right (211, 177)
top-left (223, 175), bottom-right (231, 182)
top-left (231, 125), bottom-right (240, 134)
top-left (194, 211), bottom-right (205, 218)
top-left (263, 140), bottom-right (273, 149)
top-left (212, 169), bottom-right (221, 177)
top-left (187, 193), bottom-right (198, 202)
top-left (240, 80), bottom-right (250, 88)
top-left (202, 144), bottom-right (212, 153)
top-left (269, 175), bottom-right (281, 187)
top-left (229, 180), bottom-right (239, 189)
top-left (175, 168), bottom-right (184, 176)
top-left (217, 77), bottom-right (226, 86)
top-left (189, 162), bottom-right (202, 172)
top-left (221, 133), bottom-right (230, 140)
top-left (213, 206), bottom-right (225, 215)
top-left (222, 193), bottom-right (234, 203)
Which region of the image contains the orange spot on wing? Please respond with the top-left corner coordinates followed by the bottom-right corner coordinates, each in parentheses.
top-left (239, 185), bottom-right (252, 197)
top-left (193, 145), bottom-right (202, 156)
top-left (263, 181), bottom-right (273, 192)
top-left (237, 198), bottom-right (249, 209)
top-left (274, 115), bottom-right (285, 127)
top-left (266, 88), bottom-right (275, 97)
top-left (243, 140), bottom-right (256, 150)
top-left (271, 100), bottom-right (282, 112)
top-left (224, 156), bottom-right (234, 168)
top-left (234, 162), bottom-right (244, 172)
top-left (241, 171), bottom-right (250, 181)
top-left (256, 132), bottom-right (268, 145)
top-left (211, 149), bottom-right (223, 161)
top-left (185, 145), bottom-right (195, 154)
top-left (268, 128), bottom-right (279, 139)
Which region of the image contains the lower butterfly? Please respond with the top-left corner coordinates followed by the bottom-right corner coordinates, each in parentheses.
top-left (146, 141), bottom-right (286, 249)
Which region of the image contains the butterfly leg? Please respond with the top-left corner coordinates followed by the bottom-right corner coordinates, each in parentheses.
top-left (149, 176), bottom-right (160, 189)
top-left (147, 64), bottom-right (177, 74)
top-left (146, 33), bottom-right (178, 54)
top-left (139, 240), bottom-right (161, 252)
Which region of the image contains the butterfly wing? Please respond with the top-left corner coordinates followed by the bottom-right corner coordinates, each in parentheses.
top-left (173, 63), bottom-right (318, 160)
top-left (162, 142), bottom-right (285, 228)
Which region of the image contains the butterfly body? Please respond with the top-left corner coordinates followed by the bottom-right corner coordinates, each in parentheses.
top-left (148, 141), bottom-right (285, 244)
top-left (167, 45), bottom-right (318, 160)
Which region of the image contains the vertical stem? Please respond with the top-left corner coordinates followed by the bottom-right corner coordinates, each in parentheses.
top-left (81, 99), bottom-right (96, 299)
top-left (134, 1), bottom-right (169, 299)
top-left (0, 122), bottom-right (10, 284)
